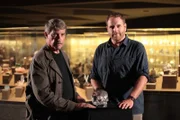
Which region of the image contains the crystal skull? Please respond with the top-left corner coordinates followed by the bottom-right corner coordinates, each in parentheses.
top-left (91, 89), bottom-right (109, 108)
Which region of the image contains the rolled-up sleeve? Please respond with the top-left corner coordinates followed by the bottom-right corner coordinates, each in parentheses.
top-left (135, 44), bottom-right (150, 81)
top-left (89, 47), bottom-right (101, 82)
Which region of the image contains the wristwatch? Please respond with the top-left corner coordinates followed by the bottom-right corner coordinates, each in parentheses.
top-left (128, 95), bottom-right (136, 101)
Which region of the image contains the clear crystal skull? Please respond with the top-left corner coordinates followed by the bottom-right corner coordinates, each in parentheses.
top-left (91, 89), bottom-right (109, 108)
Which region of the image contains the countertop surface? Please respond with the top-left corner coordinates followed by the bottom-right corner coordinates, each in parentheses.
top-left (1, 74), bottom-right (180, 103)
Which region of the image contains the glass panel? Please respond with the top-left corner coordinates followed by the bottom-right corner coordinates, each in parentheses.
top-left (0, 27), bottom-right (180, 76)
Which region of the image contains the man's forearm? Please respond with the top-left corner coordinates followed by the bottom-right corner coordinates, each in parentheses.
top-left (90, 79), bottom-right (102, 90)
top-left (130, 76), bottom-right (148, 99)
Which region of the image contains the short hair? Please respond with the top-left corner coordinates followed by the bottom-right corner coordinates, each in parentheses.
top-left (44, 18), bottom-right (67, 34)
top-left (106, 12), bottom-right (126, 25)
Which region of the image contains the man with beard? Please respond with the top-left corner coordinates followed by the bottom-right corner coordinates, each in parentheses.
top-left (90, 12), bottom-right (149, 120)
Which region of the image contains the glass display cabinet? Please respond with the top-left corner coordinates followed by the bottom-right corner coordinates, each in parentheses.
top-left (0, 27), bottom-right (180, 102)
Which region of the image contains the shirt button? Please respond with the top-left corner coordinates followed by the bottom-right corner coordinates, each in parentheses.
top-left (58, 81), bottom-right (61, 84)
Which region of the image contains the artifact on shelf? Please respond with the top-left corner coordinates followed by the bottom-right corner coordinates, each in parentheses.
top-left (162, 63), bottom-right (177, 75)
top-left (14, 73), bottom-right (23, 83)
top-left (15, 86), bottom-right (24, 97)
top-left (83, 74), bottom-right (91, 88)
top-left (9, 56), bottom-right (15, 67)
top-left (74, 78), bottom-right (80, 87)
top-left (163, 63), bottom-right (172, 74)
top-left (2, 85), bottom-right (11, 99)
top-left (72, 63), bottom-right (85, 88)
top-left (149, 68), bottom-right (159, 83)
top-left (85, 86), bottom-right (93, 100)
top-left (2, 73), bottom-right (12, 84)
top-left (2, 63), bottom-right (9, 72)
top-left (15, 67), bottom-right (26, 73)
top-left (11, 66), bottom-right (16, 74)
top-left (162, 75), bottom-right (177, 89)
top-left (146, 82), bottom-right (156, 89)
top-left (16, 75), bottom-right (25, 87)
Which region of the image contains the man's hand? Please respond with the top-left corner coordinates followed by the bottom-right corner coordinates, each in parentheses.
top-left (118, 98), bottom-right (134, 109)
top-left (76, 95), bottom-right (86, 102)
top-left (75, 102), bottom-right (96, 110)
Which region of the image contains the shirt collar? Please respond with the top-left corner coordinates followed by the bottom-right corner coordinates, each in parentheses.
top-left (107, 34), bottom-right (129, 47)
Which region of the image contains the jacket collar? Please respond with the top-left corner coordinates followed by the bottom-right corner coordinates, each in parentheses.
top-left (42, 45), bottom-right (63, 77)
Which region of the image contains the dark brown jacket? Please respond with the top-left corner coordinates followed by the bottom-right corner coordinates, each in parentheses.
top-left (25, 45), bottom-right (78, 120)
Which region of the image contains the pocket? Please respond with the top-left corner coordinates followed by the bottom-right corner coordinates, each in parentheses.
top-left (98, 55), bottom-right (110, 72)
top-left (113, 57), bottom-right (135, 78)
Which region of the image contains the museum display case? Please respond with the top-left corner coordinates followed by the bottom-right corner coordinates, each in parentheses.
top-left (1, 27), bottom-right (180, 73)
top-left (0, 27), bottom-right (180, 103)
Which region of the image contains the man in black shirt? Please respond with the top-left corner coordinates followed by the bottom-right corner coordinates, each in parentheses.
top-left (90, 12), bottom-right (149, 120)
top-left (26, 18), bottom-right (95, 120)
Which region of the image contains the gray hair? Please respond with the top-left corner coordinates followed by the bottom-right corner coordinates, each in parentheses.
top-left (44, 18), bottom-right (67, 34)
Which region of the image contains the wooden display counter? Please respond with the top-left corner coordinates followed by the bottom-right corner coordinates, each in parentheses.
top-left (144, 76), bottom-right (180, 92)
top-left (0, 74), bottom-right (180, 120)
top-left (0, 72), bottom-right (26, 103)
top-left (0, 87), bottom-right (25, 103)
top-left (1, 74), bottom-right (180, 102)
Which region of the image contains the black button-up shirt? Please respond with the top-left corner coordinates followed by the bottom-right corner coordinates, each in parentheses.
top-left (90, 35), bottom-right (149, 114)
